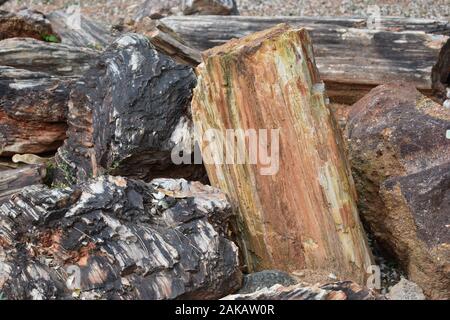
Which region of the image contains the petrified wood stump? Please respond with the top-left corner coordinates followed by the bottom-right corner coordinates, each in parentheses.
top-left (56, 33), bottom-right (206, 184)
top-left (0, 176), bottom-right (242, 300)
top-left (191, 24), bottom-right (373, 283)
top-left (346, 81), bottom-right (450, 299)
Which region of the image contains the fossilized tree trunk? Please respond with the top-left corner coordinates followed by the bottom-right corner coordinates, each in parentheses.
top-left (191, 24), bottom-right (373, 283)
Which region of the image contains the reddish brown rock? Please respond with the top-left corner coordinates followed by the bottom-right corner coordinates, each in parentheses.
top-left (380, 164), bottom-right (450, 299)
top-left (346, 81), bottom-right (450, 299)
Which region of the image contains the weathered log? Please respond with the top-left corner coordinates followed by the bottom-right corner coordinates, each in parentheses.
top-left (0, 66), bottom-right (69, 156)
top-left (46, 10), bottom-right (114, 49)
top-left (191, 24), bottom-right (373, 282)
top-left (0, 164), bottom-right (46, 204)
top-left (182, 0), bottom-right (239, 15)
top-left (346, 81), bottom-right (450, 299)
top-left (162, 16), bottom-right (450, 103)
top-left (0, 66), bottom-right (69, 122)
top-left (223, 281), bottom-right (383, 300)
top-left (0, 38), bottom-right (97, 77)
top-left (132, 18), bottom-right (201, 66)
top-left (56, 33), bottom-right (206, 184)
top-left (0, 9), bottom-right (58, 41)
top-left (0, 109), bottom-right (67, 156)
top-left (0, 176), bottom-right (242, 299)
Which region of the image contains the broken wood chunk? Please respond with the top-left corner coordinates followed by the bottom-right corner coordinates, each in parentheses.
top-left (0, 176), bottom-right (242, 300)
top-left (132, 18), bottom-right (201, 66)
top-left (191, 24), bottom-right (373, 283)
top-left (0, 38), bottom-right (97, 77)
top-left (56, 33), bottom-right (206, 184)
top-left (0, 9), bottom-right (58, 41)
top-left (0, 164), bottom-right (46, 204)
top-left (163, 16), bottom-right (450, 103)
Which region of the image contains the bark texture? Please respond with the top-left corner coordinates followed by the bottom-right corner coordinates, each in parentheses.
top-left (0, 176), bottom-right (242, 300)
top-left (163, 16), bottom-right (450, 103)
top-left (0, 164), bottom-right (46, 204)
top-left (346, 81), bottom-right (450, 299)
top-left (56, 33), bottom-right (206, 184)
top-left (192, 24), bottom-right (373, 283)
top-left (0, 9), bottom-right (57, 41)
top-left (0, 66), bottom-right (69, 156)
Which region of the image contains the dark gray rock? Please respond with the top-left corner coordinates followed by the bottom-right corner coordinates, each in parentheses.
top-left (239, 270), bottom-right (297, 294)
top-left (0, 175), bottom-right (242, 300)
top-left (56, 33), bottom-right (206, 185)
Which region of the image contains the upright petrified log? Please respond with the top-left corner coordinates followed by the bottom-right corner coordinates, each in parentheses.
top-left (56, 33), bottom-right (205, 184)
top-left (192, 24), bottom-right (373, 282)
top-left (0, 38), bottom-right (97, 77)
top-left (163, 16), bottom-right (450, 103)
top-left (0, 9), bottom-right (58, 41)
top-left (0, 66), bottom-right (69, 155)
top-left (346, 82), bottom-right (450, 299)
top-left (0, 176), bottom-right (242, 299)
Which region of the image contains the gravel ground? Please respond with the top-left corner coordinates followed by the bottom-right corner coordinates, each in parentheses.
top-left (1, 0), bottom-right (449, 26)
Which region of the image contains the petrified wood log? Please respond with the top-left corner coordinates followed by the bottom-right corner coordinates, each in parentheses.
top-left (162, 16), bottom-right (450, 103)
top-left (223, 281), bottom-right (383, 300)
top-left (0, 164), bottom-right (46, 204)
top-left (46, 10), bottom-right (114, 49)
top-left (346, 81), bottom-right (450, 299)
top-left (0, 176), bottom-right (242, 299)
top-left (56, 33), bottom-right (206, 184)
top-left (0, 38), bottom-right (97, 77)
top-left (0, 66), bottom-right (69, 156)
top-left (132, 18), bottom-right (201, 66)
top-left (192, 24), bottom-right (373, 282)
top-left (0, 9), bottom-right (57, 41)
top-left (182, 0), bottom-right (239, 15)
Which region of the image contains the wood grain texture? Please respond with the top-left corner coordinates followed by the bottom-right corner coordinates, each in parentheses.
top-left (192, 24), bottom-right (373, 283)
top-left (0, 164), bottom-right (46, 204)
top-left (163, 16), bottom-right (450, 103)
